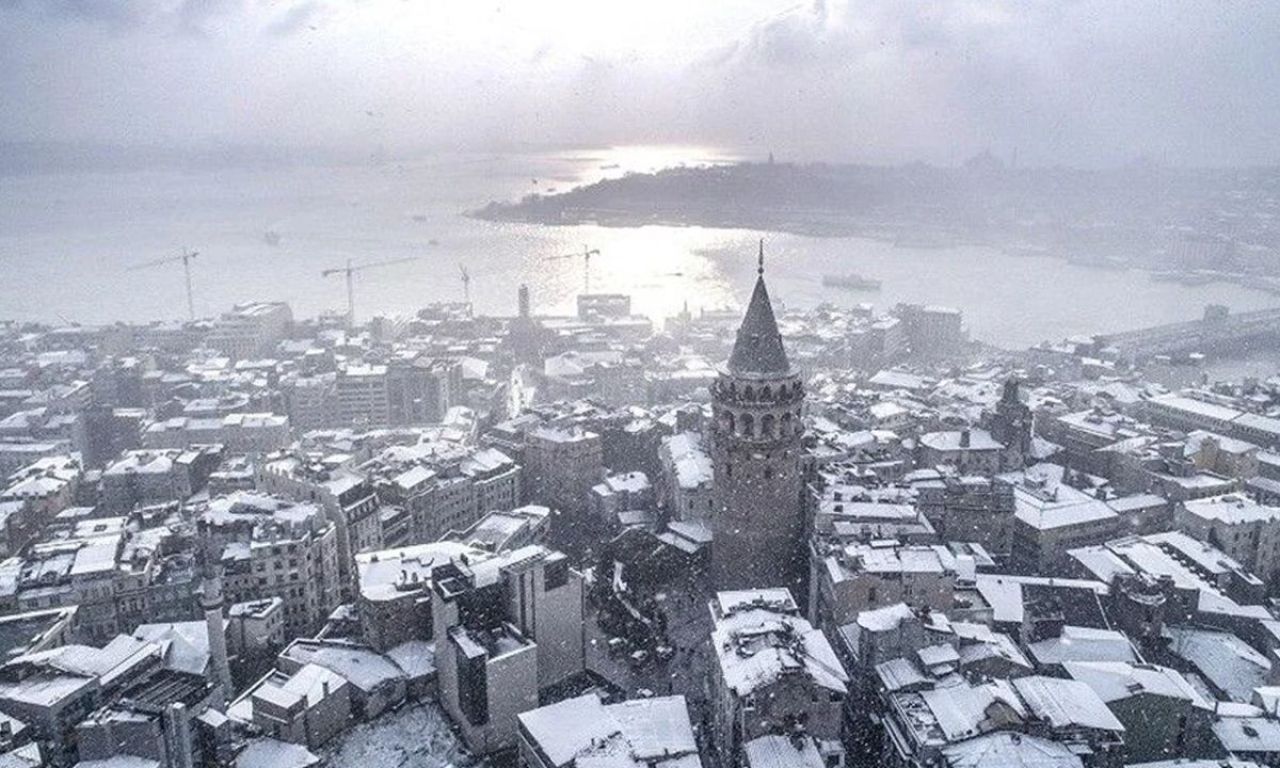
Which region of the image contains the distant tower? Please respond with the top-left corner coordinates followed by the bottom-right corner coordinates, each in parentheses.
top-left (990, 377), bottom-right (1032, 469)
top-left (508, 284), bottom-right (545, 366)
top-left (710, 240), bottom-right (806, 591)
top-left (198, 533), bottom-right (234, 704)
top-left (518, 283), bottom-right (531, 319)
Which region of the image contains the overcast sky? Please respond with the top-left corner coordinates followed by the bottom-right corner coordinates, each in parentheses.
top-left (2, 0), bottom-right (1278, 166)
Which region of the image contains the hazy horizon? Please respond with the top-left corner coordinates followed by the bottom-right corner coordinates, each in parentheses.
top-left (3, 1), bottom-right (1279, 168)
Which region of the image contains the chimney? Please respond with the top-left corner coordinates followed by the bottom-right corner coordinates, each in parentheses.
top-left (960, 429), bottom-right (971, 448)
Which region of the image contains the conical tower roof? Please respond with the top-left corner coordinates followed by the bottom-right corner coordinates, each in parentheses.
top-left (727, 242), bottom-right (791, 377)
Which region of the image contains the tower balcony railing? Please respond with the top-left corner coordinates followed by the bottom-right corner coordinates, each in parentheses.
top-left (712, 379), bottom-right (805, 405)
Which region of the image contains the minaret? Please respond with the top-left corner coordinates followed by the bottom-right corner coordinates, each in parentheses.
top-left (198, 531), bottom-right (234, 704)
top-left (710, 240), bottom-right (806, 591)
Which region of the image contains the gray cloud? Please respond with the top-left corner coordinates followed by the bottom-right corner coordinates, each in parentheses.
top-left (0, 0), bottom-right (1277, 167)
top-left (687, 0), bottom-right (1280, 166)
top-left (46, 0), bottom-right (158, 28)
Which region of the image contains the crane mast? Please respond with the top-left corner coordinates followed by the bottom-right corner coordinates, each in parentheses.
top-left (459, 265), bottom-right (472, 316)
top-left (125, 249), bottom-right (199, 320)
top-left (321, 256), bottom-right (418, 328)
top-left (546, 245), bottom-right (601, 295)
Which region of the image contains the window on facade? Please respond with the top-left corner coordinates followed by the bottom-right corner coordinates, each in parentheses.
top-left (545, 559), bottom-right (569, 591)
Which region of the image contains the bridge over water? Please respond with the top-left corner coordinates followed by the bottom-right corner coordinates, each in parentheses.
top-left (1093, 305), bottom-right (1280, 361)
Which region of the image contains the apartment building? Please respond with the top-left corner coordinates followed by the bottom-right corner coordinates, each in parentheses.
top-left (205, 302), bottom-right (293, 360)
top-left (708, 589), bottom-right (848, 768)
top-left (433, 544), bottom-right (585, 755)
top-left (197, 493), bottom-right (342, 637)
top-left (524, 426), bottom-right (602, 516)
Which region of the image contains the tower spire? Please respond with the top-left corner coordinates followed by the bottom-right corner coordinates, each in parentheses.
top-left (729, 240), bottom-right (790, 376)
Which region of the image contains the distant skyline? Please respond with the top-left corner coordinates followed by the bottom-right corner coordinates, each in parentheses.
top-left (2, 1), bottom-right (1279, 167)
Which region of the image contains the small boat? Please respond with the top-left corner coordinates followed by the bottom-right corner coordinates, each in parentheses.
top-left (822, 273), bottom-right (882, 291)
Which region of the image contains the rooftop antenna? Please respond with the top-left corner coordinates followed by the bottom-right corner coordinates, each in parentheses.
top-left (127, 249), bottom-right (200, 320)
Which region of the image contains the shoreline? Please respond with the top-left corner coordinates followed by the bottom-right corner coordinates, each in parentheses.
top-left (468, 207), bottom-right (1280, 299)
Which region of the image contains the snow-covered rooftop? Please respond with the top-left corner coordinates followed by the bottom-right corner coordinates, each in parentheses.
top-left (517, 693), bottom-right (701, 768)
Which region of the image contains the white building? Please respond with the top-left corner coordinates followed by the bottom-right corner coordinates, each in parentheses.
top-left (1177, 494), bottom-right (1280, 586)
top-left (658, 432), bottom-right (714, 523)
top-left (811, 542), bottom-right (958, 630)
top-left (433, 544), bottom-right (586, 755)
top-left (590, 471), bottom-right (653, 525)
top-left (206, 302), bottom-right (293, 360)
top-left (917, 429), bottom-right (1008, 475)
top-left (197, 493), bottom-right (342, 637)
top-left (142, 413), bottom-right (291, 454)
top-left (517, 694), bottom-right (702, 768)
top-left (708, 589), bottom-right (848, 768)
top-left (334, 364), bottom-right (390, 429)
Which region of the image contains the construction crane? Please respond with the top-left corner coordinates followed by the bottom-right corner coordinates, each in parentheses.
top-left (459, 264), bottom-right (472, 315)
top-left (126, 249), bottom-right (199, 320)
top-left (321, 256), bottom-right (417, 327)
top-left (546, 245), bottom-right (601, 294)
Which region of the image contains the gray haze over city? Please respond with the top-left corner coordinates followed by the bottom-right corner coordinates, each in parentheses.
top-left (6, 4), bottom-right (1280, 768)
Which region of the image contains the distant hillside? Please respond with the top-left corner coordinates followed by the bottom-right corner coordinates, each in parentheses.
top-left (471, 162), bottom-right (1280, 273)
